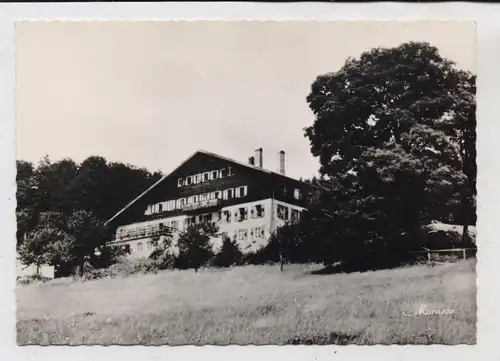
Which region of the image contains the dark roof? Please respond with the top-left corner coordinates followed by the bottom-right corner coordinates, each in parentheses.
top-left (105, 149), bottom-right (307, 225)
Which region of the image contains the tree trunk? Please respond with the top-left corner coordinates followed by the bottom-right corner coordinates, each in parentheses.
top-left (279, 250), bottom-right (284, 272)
top-left (461, 190), bottom-right (471, 246)
top-left (79, 257), bottom-right (85, 277)
top-left (462, 221), bottom-right (469, 246)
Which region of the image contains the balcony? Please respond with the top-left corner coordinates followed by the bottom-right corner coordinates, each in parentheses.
top-left (181, 198), bottom-right (222, 213)
top-left (112, 225), bottom-right (172, 242)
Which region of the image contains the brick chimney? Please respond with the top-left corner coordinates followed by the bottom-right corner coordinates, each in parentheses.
top-left (248, 156), bottom-right (255, 166)
top-left (255, 148), bottom-right (263, 168)
top-left (279, 150), bottom-right (286, 175)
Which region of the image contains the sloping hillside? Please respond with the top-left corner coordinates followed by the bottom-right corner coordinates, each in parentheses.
top-left (17, 260), bottom-right (476, 345)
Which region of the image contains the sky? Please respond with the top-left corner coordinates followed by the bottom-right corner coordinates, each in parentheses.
top-left (16, 21), bottom-right (476, 180)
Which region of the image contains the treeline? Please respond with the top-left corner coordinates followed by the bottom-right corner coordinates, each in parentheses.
top-left (16, 155), bottom-right (163, 276)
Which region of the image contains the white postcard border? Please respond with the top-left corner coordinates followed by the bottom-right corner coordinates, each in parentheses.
top-left (1, 2), bottom-right (498, 361)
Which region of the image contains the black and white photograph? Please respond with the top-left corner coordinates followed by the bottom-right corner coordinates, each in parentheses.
top-left (15, 20), bottom-right (477, 345)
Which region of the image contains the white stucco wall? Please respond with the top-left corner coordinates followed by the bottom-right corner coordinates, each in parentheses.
top-left (112, 198), bottom-right (306, 258)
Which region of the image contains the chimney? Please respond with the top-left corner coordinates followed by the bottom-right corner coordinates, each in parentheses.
top-left (248, 156), bottom-right (255, 166)
top-left (255, 148), bottom-right (263, 168)
top-left (279, 150), bottom-right (286, 175)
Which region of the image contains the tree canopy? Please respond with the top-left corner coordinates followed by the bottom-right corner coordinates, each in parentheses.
top-left (16, 155), bottom-right (163, 276)
top-left (269, 41), bottom-right (477, 270)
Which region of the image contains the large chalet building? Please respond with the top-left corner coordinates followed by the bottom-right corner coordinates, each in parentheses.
top-left (105, 148), bottom-right (312, 258)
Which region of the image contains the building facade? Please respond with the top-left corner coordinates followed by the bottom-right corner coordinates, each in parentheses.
top-left (105, 149), bottom-right (312, 258)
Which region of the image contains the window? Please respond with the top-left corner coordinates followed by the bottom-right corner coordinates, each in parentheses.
top-left (123, 244), bottom-right (131, 254)
top-left (146, 204), bottom-right (152, 215)
top-left (202, 214), bottom-right (212, 224)
top-left (171, 220), bottom-right (178, 229)
top-left (180, 198), bottom-right (186, 206)
top-left (177, 178), bottom-right (184, 187)
top-left (198, 215), bottom-right (204, 223)
top-left (254, 227), bottom-right (265, 240)
top-left (238, 229), bottom-right (248, 241)
top-left (294, 188), bottom-right (301, 200)
top-left (147, 241), bottom-right (153, 250)
top-left (215, 191), bottom-right (221, 199)
top-left (255, 204), bottom-right (265, 218)
top-left (186, 176), bottom-right (193, 186)
top-left (137, 242), bottom-right (143, 252)
top-left (194, 174), bottom-right (202, 184)
top-left (238, 207), bottom-right (248, 222)
top-left (217, 211), bottom-right (222, 221)
top-left (291, 209), bottom-right (300, 221)
top-left (282, 185), bottom-right (288, 197)
top-left (227, 188), bottom-right (234, 199)
top-left (158, 203), bottom-right (163, 213)
top-left (235, 186), bottom-right (247, 198)
top-left (159, 222), bottom-right (164, 230)
top-left (203, 172), bottom-right (210, 182)
top-left (193, 195), bottom-right (199, 203)
top-left (211, 170), bottom-right (219, 180)
top-left (220, 168), bottom-right (228, 178)
top-left (277, 205), bottom-right (289, 220)
top-left (224, 210), bottom-right (232, 223)
top-left (200, 193), bottom-right (208, 201)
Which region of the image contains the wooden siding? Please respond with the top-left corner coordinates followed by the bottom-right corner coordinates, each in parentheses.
top-left (108, 151), bottom-right (312, 227)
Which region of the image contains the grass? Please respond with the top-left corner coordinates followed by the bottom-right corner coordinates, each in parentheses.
top-left (16, 259), bottom-right (476, 345)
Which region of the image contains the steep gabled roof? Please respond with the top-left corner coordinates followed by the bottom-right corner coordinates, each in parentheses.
top-left (104, 149), bottom-right (304, 226)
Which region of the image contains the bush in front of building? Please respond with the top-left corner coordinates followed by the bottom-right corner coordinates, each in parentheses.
top-left (211, 236), bottom-right (244, 268)
top-left (83, 257), bottom-right (163, 280)
top-left (176, 222), bottom-right (219, 272)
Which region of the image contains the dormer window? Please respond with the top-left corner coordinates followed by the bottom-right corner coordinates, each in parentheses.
top-left (194, 174), bottom-right (202, 184)
top-left (177, 178), bottom-right (184, 187)
top-left (211, 170), bottom-right (219, 180)
top-left (186, 176), bottom-right (193, 186)
top-left (203, 172), bottom-right (210, 182)
top-left (220, 168), bottom-right (228, 178)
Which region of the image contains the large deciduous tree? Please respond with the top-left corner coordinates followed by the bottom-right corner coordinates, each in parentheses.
top-left (303, 42), bottom-right (476, 268)
top-left (17, 212), bottom-right (74, 274)
top-left (67, 210), bottom-right (107, 276)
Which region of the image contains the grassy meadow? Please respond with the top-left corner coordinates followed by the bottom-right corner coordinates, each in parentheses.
top-left (16, 259), bottom-right (476, 345)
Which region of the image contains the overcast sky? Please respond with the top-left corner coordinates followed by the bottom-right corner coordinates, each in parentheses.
top-left (16, 21), bottom-right (476, 179)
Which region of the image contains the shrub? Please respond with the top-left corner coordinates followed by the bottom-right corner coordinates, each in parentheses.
top-left (177, 222), bottom-right (218, 272)
top-left (421, 222), bottom-right (476, 249)
top-left (212, 236), bottom-right (243, 267)
top-left (83, 257), bottom-right (162, 280)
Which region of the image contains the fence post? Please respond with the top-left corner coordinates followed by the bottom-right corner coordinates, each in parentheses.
top-left (427, 250), bottom-right (431, 264)
top-left (462, 249), bottom-right (466, 260)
